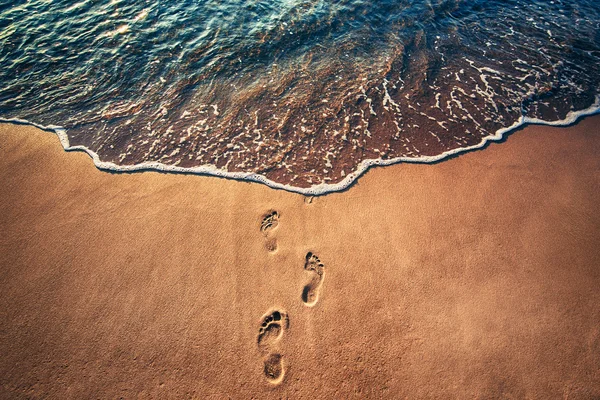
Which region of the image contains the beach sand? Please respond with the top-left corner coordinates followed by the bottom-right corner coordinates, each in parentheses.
top-left (1, 117), bottom-right (599, 399)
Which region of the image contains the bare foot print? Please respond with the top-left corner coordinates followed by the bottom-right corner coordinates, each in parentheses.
top-left (257, 310), bottom-right (289, 354)
top-left (260, 211), bottom-right (279, 235)
top-left (257, 310), bottom-right (288, 384)
top-left (260, 211), bottom-right (279, 252)
top-left (302, 252), bottom-right (325, 307)
top-left (263, 353), bottom-right (284, 384)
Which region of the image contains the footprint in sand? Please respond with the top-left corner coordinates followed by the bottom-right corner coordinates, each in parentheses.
top-left (301, 252), bottom-right (325, 307)
top-left (260, 210), bottom-right (279, 235)
top-left (260, 211), bottom-right (279, 253)
top-left (257, 310), bottom-right (289, 384)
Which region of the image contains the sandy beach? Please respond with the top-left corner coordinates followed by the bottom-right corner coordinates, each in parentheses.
top-left (1, 117), bottom-right (599, 398)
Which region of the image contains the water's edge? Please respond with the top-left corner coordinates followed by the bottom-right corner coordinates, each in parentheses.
top-left (2, 97), bottom-right (599, 196)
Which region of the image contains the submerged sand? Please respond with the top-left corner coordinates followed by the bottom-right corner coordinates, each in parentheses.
top-left (0, 117), bottom-right (599, 398)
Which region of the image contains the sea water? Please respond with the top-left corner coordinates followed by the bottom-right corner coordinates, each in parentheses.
top-left (1, 0), bottom-right (599, 194)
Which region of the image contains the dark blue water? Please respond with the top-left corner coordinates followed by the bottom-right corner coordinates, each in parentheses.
top-left (1, 0), bottom-right (599, 191)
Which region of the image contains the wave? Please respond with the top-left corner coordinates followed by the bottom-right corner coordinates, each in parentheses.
top-left (2, 0), bottom-right (600, 190)
top-left (3, 95), bottom-right (598, 196)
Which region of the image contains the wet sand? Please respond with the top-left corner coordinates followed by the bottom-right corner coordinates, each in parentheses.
top-left (0, 117), bottom-right (599, 399)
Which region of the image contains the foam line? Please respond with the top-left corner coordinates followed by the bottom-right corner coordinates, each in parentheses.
top-left (2, 95), bottom-right (599, 196)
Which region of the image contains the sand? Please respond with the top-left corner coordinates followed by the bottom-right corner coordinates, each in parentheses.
top-left (0, 117), bottom-right (599, 399)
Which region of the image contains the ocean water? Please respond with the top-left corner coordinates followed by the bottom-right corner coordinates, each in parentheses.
top-left (1, 0), bottom-right (599, 193)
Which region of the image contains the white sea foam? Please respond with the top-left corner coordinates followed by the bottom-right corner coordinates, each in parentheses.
top-left (1, 95), bottom-right (599, 196)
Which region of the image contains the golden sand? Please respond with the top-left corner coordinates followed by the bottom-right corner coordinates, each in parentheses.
top-left (0, 118), bottom-right (599, 398)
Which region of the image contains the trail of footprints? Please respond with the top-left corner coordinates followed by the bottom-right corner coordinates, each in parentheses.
top-left (256, 210), bottom-right (326, 385)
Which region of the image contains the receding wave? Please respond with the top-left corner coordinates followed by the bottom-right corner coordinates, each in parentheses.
top-left (1, 0), bottom-right (599, 193)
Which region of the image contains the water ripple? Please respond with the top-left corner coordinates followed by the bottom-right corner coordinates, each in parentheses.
top-left (1, 0), bottom-right (599, 191)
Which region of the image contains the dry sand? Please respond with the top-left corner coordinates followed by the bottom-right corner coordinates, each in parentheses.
top-left (0, 117), bottom-right (599, 399)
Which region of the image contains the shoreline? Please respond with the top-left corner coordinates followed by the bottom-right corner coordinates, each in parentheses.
top-left (2, 95), bottom-right (599, 195)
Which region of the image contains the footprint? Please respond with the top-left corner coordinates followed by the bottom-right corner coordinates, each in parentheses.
top-left (260, 211), bottom-right (280, 252)
top-left (257, 310), bottom-right (289, 384)
top-left (260, 211), bottom-right (279, 235)
top-left (257, 310), bottom-right (289, 354)
top-left (263, 353), bottom-right (284, 384)
top-left (301, 252), bottom-right (325, 307)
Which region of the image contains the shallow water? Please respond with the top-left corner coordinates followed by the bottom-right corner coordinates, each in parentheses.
top-left (1, 0), bottom-right (599, 191)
